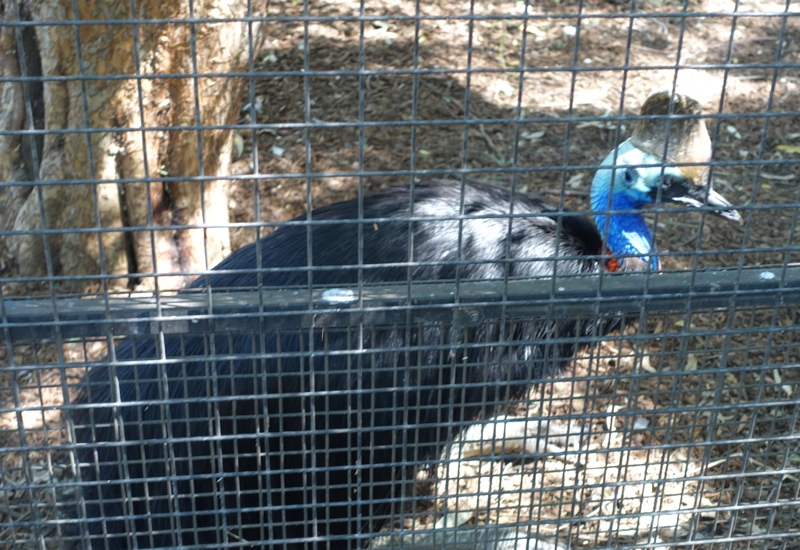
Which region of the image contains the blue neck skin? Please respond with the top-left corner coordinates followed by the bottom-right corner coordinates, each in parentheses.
top-left (591, 190), bottom-right (660, 271)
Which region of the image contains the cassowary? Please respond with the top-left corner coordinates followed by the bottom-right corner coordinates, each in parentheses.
top-left (73, 92), bottom-right (740, 550)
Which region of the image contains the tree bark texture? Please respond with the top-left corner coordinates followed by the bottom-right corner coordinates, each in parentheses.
top-left (0, 0), bottom-right (263, 293)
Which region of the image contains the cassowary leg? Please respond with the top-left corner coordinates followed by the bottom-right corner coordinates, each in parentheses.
top-left (449, 415), bottom-right (587, 463)
top-left (369, 416), bottom-right (582, 549)
top-left (370, 524), bottom-right (568, 550)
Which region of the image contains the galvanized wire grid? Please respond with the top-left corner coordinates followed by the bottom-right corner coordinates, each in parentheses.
top-left (1, 1), bottom-right (799, 550)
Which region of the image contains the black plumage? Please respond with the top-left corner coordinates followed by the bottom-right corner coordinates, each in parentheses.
top-left (75, 182), bottom-right (626, 550)
top-left (209, 182), bottom-right (610, 285)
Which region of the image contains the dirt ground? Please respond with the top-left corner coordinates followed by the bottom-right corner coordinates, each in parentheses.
top-left (228, 0), bottom-right (799, 273)
top-left (2, 0), bottom-right (799, 548)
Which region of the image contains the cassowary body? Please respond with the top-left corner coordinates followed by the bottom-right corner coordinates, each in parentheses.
top-left (74, 93), bottom-right (740, 549)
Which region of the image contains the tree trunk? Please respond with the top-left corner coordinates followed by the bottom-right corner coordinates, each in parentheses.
top-left (0, 0), bottom-right (263, 293)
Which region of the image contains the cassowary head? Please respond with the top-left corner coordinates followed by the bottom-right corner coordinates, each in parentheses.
top-left (590, 91), bottom-right (742, 271)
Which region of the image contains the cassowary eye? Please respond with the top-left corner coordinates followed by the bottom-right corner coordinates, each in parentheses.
top-left (624, 168), bottom-right (635, 183)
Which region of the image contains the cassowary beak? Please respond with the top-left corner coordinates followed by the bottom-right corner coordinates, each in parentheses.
top-left (652, 174), bottom-right (743, 223)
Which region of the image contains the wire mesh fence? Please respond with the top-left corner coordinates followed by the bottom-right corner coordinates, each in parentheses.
top-left (1, 0), bottom-right (799, 549)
